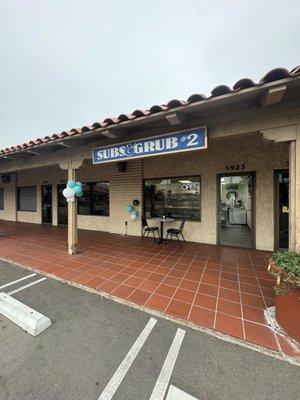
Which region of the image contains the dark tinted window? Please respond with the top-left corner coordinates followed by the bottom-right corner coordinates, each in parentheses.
top-left (18, 186), bottom-right (37, 212)
top-left (78, 182), bottom-right (109, 216)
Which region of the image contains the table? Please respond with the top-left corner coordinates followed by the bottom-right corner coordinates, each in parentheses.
top-left (153, 218), bottom-right (174, 244)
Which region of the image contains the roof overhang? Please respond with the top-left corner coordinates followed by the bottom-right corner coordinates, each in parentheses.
top-left (1, 74), bottom-right (300, 165)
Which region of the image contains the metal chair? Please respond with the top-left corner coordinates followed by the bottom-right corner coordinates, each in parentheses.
top-left (141, 218), bottom-right (159, 242)
top-left (166, 218), bottom-right (186, 246)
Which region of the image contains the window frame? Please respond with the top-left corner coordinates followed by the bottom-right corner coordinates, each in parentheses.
top-left (18, 186), bottom-right (37, 212)
top-left (143, 175), bottom-right (201, 222)
top-left (0, 188), bottom-right (4, 210)
top-left (78, 181), bottom-right (109, 216)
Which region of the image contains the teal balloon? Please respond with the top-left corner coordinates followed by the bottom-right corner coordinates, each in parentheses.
top-left (126, 205), bottom-right (134, 213)
top-left (131, 209), bottom-right (138, 217)
top-left (67, 180), bottom-right (76, 189)
top-left (73, 185), bottom-right (83, 196)
top-left (76, 182), bottom-right (83, 187)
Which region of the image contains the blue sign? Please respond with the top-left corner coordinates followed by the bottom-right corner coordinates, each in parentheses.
top-left (92, 127), bottom-right (207, 164)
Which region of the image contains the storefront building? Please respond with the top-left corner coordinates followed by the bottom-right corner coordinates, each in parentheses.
top-left (0, 65), bottom-right (299, 254)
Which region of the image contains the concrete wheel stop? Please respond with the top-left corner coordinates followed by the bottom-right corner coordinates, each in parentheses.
top-left (0, 292), bottom-right (51, 336)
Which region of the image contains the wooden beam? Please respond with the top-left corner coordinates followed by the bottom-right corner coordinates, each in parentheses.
top-left (166, 112), bottom-right (186, 126)
top-left (2, 155), bottom-right (14, 160)
top-left (101, 129), bottom-right (127, 139)
top-left (26, 149), bottom-right (40, 155)
top-left (58, 141), bottom-right (72, 148)
top-left (260, 84), bottom-right (287, 107)
top-left (260, 126), bottom-right (297, 142)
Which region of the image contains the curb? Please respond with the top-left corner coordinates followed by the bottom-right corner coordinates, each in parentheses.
top-left (1, 256), bottom-right (299, 367)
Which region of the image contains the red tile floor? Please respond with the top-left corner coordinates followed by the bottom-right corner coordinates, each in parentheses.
top-left (0, 221), bottom-right (299, 359)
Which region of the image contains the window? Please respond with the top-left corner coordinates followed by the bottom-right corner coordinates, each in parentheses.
top-left (18, 186), bottom-right (37, 212)
top-left (144, 176), bottom-right (201, 221)
top-left (0, 188), bottom-right (4, 210)
top-left (78, 182), bottom-right (109, 216)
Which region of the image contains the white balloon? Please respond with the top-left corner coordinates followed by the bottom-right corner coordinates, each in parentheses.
top-left (63, 187), bottom-right (75, 199)
top-left (130, 213), bottom-right (138, 220)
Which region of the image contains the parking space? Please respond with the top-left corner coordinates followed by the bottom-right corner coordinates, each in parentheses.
top-left (1, 221), bottom-right (300, 360)
top-left (0, 261), bottom-right (299, 400)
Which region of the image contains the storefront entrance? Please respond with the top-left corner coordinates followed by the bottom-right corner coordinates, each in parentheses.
top-left (41, 185), bottom-right (52, 224)
top-left (218, 173), bottom-right (254, 248)
top-left (275, 170), bottom-right (289, 250)
top-left (57, 184), bottom-right (68, 225)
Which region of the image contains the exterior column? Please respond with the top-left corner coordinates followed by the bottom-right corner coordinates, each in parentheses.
top-left (68, 165), bottom-right (78, 255)
top-left (289, 127), bottom-right (300, 252)
top-left (295, 128), bottom-right (300, 252)
top-left (12, 173), bottom-right (18, 222)
top-left (59, 158), bottom-right (83, 255)
top-left (289, 140), bottom-right (296, 251)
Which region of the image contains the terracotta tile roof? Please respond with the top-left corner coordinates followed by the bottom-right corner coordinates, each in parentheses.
top-left (1, 65), bottom-right (299, 156)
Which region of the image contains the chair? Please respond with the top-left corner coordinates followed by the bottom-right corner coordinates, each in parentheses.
top-left (141, 218), bottom-right (159, 242)
top-left (166, 219), bottom-right (186, 246)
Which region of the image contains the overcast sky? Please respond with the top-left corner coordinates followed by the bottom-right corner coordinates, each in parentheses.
top-left (0, 0), bottom-right (299, 148)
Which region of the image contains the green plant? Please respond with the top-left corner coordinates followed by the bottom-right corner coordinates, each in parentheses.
top-left (268, 251), bottom-right (300, 295)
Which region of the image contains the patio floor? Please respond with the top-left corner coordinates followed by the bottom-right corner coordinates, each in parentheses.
top-left (0, 221), bottom-right (299, 359)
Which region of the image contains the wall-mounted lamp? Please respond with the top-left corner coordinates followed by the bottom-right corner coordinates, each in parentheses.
top-left (1, 174), bottom-right (10, 184)
top-left (117, 162), bottom-right (127, 173)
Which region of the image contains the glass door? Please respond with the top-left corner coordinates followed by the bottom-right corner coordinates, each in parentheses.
top-left (57, 184), bottom-right (68, 225)
top-left (41, 185), bottom-right (52, 224)
top-left (218, 174), bottom-right (253, 248)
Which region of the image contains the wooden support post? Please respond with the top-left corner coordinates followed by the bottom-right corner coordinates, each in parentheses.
top-left (289, 127), bottom-right (300, 253)
top-left (289, 140), bottom-right (296, 251)
top-left (68, 165), bottom-right (78, 255)
top-left (295, 128), bottom-right (300, 253)
top-left (59, 158), bottom-right (83, 255)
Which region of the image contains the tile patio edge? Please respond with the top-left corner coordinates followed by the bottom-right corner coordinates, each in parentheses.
top-left (1, 255), bottom-right (299, 367)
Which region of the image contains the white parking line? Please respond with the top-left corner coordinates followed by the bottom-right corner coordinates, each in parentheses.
top-left (166, 385), bottom-right (199, 400)
top-left (0, 273), bottom-right (37, 290)
top-left (149, 328), bottom-right (186, 400)
top-left (7, 277), bottom-right (47, 295)
top-left (98, 317), bottom-right (157, 400)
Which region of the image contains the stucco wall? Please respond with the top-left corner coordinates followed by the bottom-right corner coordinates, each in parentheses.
top-left (0, 166), bottom-right (67, 225)
top-left (143, 134), bottom-right (289, 250)
top-left (0, 134), bottom-right (289, 250)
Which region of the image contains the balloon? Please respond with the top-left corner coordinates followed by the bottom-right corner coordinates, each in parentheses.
top-left (76, 190), bottom-right (83, 197)
top-left (75, 182), bottom-right (83, 187)
top-left (67, 180), bottom-right (77, 189)
top-left (131, 209), bottom-right (138, 217)
top-left (130, 213), bottom-right (138, 220)
top-left (126, 205), bottom-right (134, 213)
top-left (73, 185), bottom-right (83, 196)
top-left (63, 187), bottom-right (75, 199)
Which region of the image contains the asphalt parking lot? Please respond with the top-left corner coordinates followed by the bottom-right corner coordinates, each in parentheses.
top-left (0, 260), bottom-right (299, 400)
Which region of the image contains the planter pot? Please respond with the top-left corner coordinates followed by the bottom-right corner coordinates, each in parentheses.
top-left (269, 259), bottom-right (300, 342)
top-left (276, 288), bottom-right (300, 342)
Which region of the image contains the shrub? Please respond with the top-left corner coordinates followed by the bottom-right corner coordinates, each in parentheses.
top-left (268, 251), bottom-right (300, 295)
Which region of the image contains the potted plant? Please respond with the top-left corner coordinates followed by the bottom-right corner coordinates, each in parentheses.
top-left (268, 251), bottom-right (300, 342)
